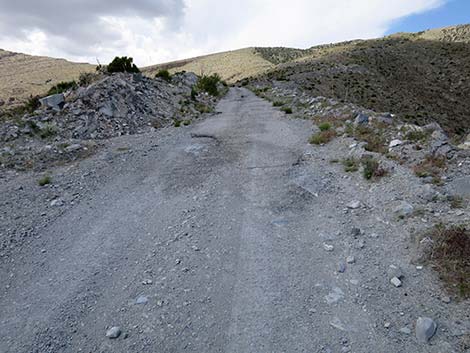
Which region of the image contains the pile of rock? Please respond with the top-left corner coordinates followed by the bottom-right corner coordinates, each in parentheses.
top-left (0, 72), bottom-right (215, 171)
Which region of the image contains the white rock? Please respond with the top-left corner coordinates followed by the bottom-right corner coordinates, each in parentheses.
top-left (347, 200), bottom-right (361, 209)
top-left (323, 243), bottom-right (334, 252)
top-left (416, 317), bottom-right (437, 343)
top-left (346, 256), bottom-right (356, 264)
top-left (389, 139), bottom-right (403, 148)
top-left (390, 277), bottom-right (402, 287)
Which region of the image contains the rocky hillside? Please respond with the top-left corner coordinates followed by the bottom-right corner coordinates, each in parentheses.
top-left (0, 49), bottom-right (95, 104)
top-left (248, 33), bottom-right (470, 136)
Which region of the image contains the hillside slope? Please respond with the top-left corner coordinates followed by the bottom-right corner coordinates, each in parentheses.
top-left (0, 49), bottom-right (95, 104)
top-left (250, 27), bottom-right (470, 135)
top-left (143, 47), bottom-right (275, 83)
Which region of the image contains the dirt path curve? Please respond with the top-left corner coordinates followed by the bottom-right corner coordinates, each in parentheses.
top-left (0, 88), bottom-right (466, 352)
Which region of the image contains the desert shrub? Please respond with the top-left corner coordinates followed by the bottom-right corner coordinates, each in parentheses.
top-left (318, 122), bottom-right (332, 131)
top-left (39, 123), bottom-right (58, 139)
top-left (191, 87), bottom-right (198, 101)
top-left (197, 74), bottom-right (222, 96)
top-left (107, 56), bottom-right (140, 74)
top-left (281, 107), bottom-right (293, 114)
top-left (423, 224), bottom-right (470, 298)
top-left (309, 130), bottom-right (337, 145)
top-left (413, 154), bottom-right (447, 178)
top-left (195, 103), bottom-right (213, 114)
top-left (47, 81), bottom-right (77, 95)
top-left (38, 175), bottom-right (52, 186)
top-left (78, 72), bottom-right (97, 86)
top-left (361, 156), bottom-right (387, 180)
top-left (174, 120), bottom-right (181, 127)
top-left (273, 101), bottom-right (284, 107)
top-left (183, 120), bottom-right (192, 126)
top-left (156, 69), bottom-right (172, 82)
top-left (25, 96), bottom-right (41, 113)
top-left (342, 157), bottom-right (359, 172)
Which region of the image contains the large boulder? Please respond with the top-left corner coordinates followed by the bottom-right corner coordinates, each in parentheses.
top-left (39, 93), bottom-right (65, 111)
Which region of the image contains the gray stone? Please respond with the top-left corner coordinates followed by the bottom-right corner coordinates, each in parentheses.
top-left (0, 99), bottom-right (4, 106)
top-left (416, 317), bottom-right (437, 343)
top-left (390, 277), bottom-right (402, 287)
top-left (106, 326), bottom-right (122, 339)
top-left (399, 327), bottom-right (412, 335)
top-left (65, 144), bottom-right (82, 153)
top-left (50, 199), bottom-right (64, 207)
top-left (354, 113), bottom-right (369, 125)
top-left (39, 93), bottom-right (65, 110)
top-left (347, 200), bottom-right (361, 209)
top-left (135, 295), bottom-right (148, 305)
top-left (393, 202), bottom-right (414, 218)
top-left (338, 263), bottom-right (346, 273)
top-left (346, 256), bottom-right (356, 264)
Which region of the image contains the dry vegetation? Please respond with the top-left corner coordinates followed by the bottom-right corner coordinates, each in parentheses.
top-left (0, 49), bottom-right (95, 104)
top-left (422, 225), bottom-right (470, 298)
top-left (143, 48), bottom-right (275, 84)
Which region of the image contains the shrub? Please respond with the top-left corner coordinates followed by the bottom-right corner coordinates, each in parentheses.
top-left (47, 81), bottom-right (77, 95)
top-left (318, 122), bottom-right (332, 131)
top-left (183, 120), bottom-right (192, 126)
top-left (174, 120), bottom-right (181, 127)
top-left (273, 101), bottom-right (284, 107)
top-left (309, 130), bottom-right (337, 145)
top-left (413, 154), bottom-right (447, 178)
top-left (281, 107), bottom-right (293, 114)
top-left (197, 74), bottom-right (222, 96)
top-left (38, 175), bottom-right (52, 186)
top-left (361, 156), bottom-right (386, 180)
top-left (155, 69), bottom-right (171, 82)
top-left (423, 224), bottom-right (469, 298)
top-left (191, 87), bottom-right (198, 101)
top-left (78, 72), bottom-right (97, 86)
top-left (107, 56), bottom-right (140, 74)
top-left (342, 158), bottom-right (359, 172)
top-left (39, 123), bottom-right (58, 139)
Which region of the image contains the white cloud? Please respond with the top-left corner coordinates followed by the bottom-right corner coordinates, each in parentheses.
top-left (0, 0), bottom-right (446, 66)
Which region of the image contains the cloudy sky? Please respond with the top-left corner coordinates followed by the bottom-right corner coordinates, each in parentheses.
top-left (0, 0), bottom-right (452, 66)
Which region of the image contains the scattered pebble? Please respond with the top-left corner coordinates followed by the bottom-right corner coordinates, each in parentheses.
top-left (416, 317), bottom-right (437, 343)
top-left (135, 295), bottom-right (148, 305)
top-left (106, 326), bottom-right (122, 339)
top-left (399, 327), bottom-right (411, 335)
top-left (390, 277), bottom-right (402, 287)
top-left (323, 243), bottom-right (334, 252)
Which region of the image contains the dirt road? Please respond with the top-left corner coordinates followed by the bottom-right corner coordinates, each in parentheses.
top-left (0, 88), bottom-right (467, 352)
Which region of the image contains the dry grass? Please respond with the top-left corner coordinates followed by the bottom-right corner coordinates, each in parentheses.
top-left (309, 130), bottom-right (337, 145)
top-left (0, 49), bottom-right (95, 104)
top-left (413, 154), bottom-right (447, 179)
top-left (143, 48), bottom-right (274, 84)
top-left (424, 225), bottom-right (470, 298)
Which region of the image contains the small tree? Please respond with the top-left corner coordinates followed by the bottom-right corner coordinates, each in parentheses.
top-left (107, 56), bottom-right (140, 73)
top-left (197, 74), bottom-right (222, 96)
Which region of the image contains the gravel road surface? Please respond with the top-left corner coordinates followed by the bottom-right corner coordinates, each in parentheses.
top-left (0, 88), bottom-right (467, 352)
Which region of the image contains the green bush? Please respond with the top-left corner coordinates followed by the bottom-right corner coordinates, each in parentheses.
top-left (107, 56), bottom-right (140, 74)
top-left (273, 101), bottom-right (284, 107)
top-left (318, 122), bottom-right (332, 131)
top-left (155, 69), bottom-right (171, 82)
top-left (197, 74), bottom-right (222, 96)
top-left (174, 120), bottom-right (181, 127)
top-left (38, 175), bottom-right (52, 186)
top-left (342, 158), bottom-right (359, 172)
top-left (361, 156), bottom-right (387, 180)
top-left (281, 107), bottom-right (293, 114)
top-left (47, 81), bottom-right (77, 95)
